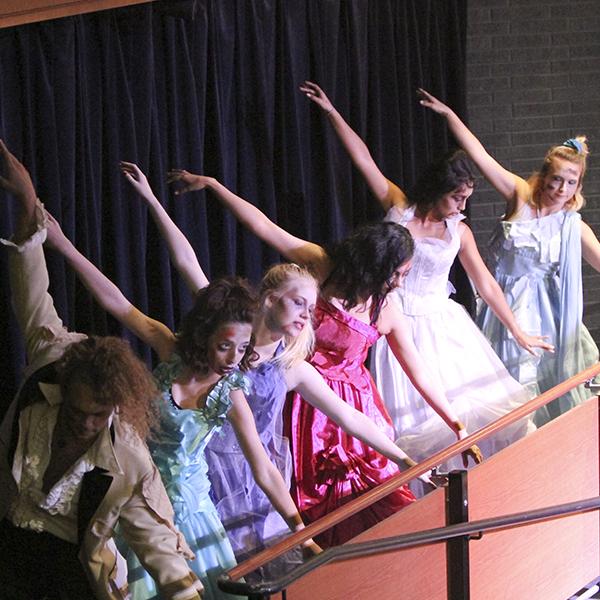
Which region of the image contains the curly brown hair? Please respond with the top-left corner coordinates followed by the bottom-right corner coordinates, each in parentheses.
top-left (57, 336), bottom-right (160, 440)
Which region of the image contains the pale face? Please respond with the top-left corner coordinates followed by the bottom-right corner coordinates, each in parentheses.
top-left (540, 157), bottom-right (582, 209)
top-left (206, 321), bottom-right (253, 376)
top-left (266, 278), bottom-right (317, 338)
top-left (431, 183), bottom-right (474, 220)
top-left (61, 383), bottom-right (113, 443)
top-left (384, 260), bottom-right (412, 293)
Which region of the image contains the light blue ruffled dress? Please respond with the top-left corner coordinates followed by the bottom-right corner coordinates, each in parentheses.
top-left (477, 205), bottom-right (599, 424)
top-left (126, 354), bottom-right (248, 600)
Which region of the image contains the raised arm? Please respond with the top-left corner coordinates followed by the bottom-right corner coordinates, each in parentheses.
top-left (121, 162), bottom-right (209, 295)
top-left (285, 361), bottom-right (419, 469)
top-left (300, 81), bottom-right (407, 213)
top-left (418, 89), bottom-right (530, 216)
top-left (167, 170), bottom-right (330, 280)
top-left (458, 225), bottom-right (555, 354)
top-left (0, 141), bottom-right (86, 367)
top-left (45, 213), bottom-right (175, 361)
top-left (226, 389), bottom-right (321, 554)
top-left (378, 301), bottom-right (482, 467)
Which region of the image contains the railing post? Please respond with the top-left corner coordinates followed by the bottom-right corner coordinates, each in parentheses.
top-left (446, 469), bottom-right (470, 600)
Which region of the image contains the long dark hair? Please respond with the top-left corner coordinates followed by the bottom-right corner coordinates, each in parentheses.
top-left (324, 221), bottom-right (414, 311)
top-left (176, 276), bottom-right (258, 374)
top-left (410, 149), bottom-right (475, 214)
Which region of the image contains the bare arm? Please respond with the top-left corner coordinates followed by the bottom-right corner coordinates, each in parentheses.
top-left (284, 361), bottom-right (417, 469)
top-left (582, 221), bottom-right (600, 272)
top-left (378, 300), bottom-right (482, 466)
top-left (167, 170), bottom-right (331, 280)
top-left (227, 389), bottom-right (320, 553)
top-left (121, 162), bottom-right (209, 294)
top-left (418, 89), bottom-right (530, 217)
top-left (0, 139), bottom-right (38, 243)
top-left (45, 213), bottom-right (175, 361)
top-left (458, 225), bottom-right (554, 354)
top-left (300, 81), bottom-right (407, 213)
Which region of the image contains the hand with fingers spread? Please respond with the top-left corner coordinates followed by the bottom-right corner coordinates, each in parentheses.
top-left (166, 169), bottom-right (214, 196)
top-left (416, 88), bottom-right (453, 117)
top-left (299, 81), bottom-right (335, 115)
top-left (513, 332), bottom-right (555, 356)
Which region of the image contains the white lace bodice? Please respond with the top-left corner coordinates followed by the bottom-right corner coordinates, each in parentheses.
top-left (385, 205), bottom-right (464, 315)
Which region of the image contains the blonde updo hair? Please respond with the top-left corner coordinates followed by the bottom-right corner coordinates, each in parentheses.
top-left (259, 263), bottom-right (317, 370)
top-left (529, 135), bottom-right (589, 212)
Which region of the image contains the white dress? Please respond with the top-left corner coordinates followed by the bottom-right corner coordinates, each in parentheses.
top-left (370, 205), bottom-right (536, 475)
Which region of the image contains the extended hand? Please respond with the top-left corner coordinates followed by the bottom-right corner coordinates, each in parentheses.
top-left (166, 169), bottom-right (212, 196)
top-left (120, 161), bottom-right (155, 200)
top-left (417, 88), bottom-right (451, 117)
top-left (514, 332), bottom-right (555, 356)
top-left (299, 81), bottom-right (335, 114)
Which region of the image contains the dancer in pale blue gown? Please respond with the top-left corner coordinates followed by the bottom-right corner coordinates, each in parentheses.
top-left (126, 355), bottom-right (248, 600)
top-left (301, 82), bottom-right (551, 478)
top-left (418, 88), bottom-right (600, 424)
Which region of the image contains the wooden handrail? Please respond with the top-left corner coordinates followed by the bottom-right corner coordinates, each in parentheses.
top-left (221, 495), bottom-right (600, 595)
top-left (226, 361), bottom-right (600, 581)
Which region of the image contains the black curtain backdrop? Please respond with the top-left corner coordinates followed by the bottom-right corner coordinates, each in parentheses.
top-left (0, 0), bottom-right (469, 415)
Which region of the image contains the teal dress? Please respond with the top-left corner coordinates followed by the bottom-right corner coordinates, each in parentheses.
top-left (127, 355), bottom-right (248, 600)
top-left (477, 206), bottom-right (599, 424)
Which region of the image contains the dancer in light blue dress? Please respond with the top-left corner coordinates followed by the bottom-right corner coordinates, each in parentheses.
top-left (127, 355), bottom-right (247, 600)
top-left (418, 89), bottom-right (600, 424)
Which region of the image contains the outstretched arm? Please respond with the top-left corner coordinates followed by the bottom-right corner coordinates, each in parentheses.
top-left (0, 139), bottom-right (38, 243)
top-left (458, 225), bottom-right (554, 354)
top-left (227, 389), bottom-right (321, 554)
top-left (285, 361), bottom-right (419, 469)
top-left (45, 213), bottom-right (175, 361)
top-left (121, 162), bottom-right (209, 295)
top-left (1, 141), bottom-right (86, 368)
top-left (418, 89), bottom-right (530, 217)
top-left (378, 301), bottom-right (482, 467)
top-left (300, 81), bottom-right (407, 213)
top-left (167, 170), bottom-right (331, 280)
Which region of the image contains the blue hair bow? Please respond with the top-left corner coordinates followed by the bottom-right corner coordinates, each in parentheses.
top-left (561, 138), bottom-right (584, 154)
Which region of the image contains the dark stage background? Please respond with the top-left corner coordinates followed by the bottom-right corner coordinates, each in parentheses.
top-left (0, 0), bottom-right (469, 414)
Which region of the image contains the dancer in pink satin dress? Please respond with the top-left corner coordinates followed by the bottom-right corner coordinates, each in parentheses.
top-left (287, 297), bottom-right (415, 546)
